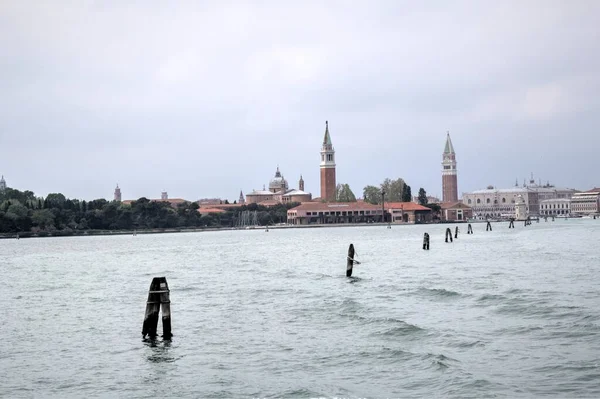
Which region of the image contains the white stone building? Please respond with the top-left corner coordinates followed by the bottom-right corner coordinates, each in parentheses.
top-left (462, 186), bottom-right (539, 219)
top-left (571, 189), bottom-right (600, 215)
top-left (514, 195), bottom-right (527, 220)
top-left (539, 198), bottom-right (571, 215)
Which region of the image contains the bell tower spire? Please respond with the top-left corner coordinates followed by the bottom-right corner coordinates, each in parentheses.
top-left (320, 121), bottom-right (336, 201)
top-left (441, 131), bottom-right (458, 202)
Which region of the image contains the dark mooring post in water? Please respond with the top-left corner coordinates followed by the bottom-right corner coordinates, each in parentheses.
top-left (142, 277), bottom-right (172, 339)
top-left (423, 233), bottom-right (430, 250)
top-left (486, 221), bottom-right (492, 231)
top-left (347, 244), bottom-right (355, 277)
top-left (467, 223), bottom-right (473, 234)
top-left (445, 228), bottom-right (453, 243)
top-left (454, 226), bottom-right (459, 239)
top-left (509, 219), bottom-right (515, 229)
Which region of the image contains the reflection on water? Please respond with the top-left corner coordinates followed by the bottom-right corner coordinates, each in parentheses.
top-left (144, 339), bottom-right (177, 363)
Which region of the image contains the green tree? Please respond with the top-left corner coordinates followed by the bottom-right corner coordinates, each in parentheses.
top-left (363, 185), bottom-right (382, 204)
top-left (45, 193), bottom-right (66, 209)
top-left (402, 184), bottom-right (412, 202)
top-left (417, 188), bottom-right (428, 205)
top-left (335, 183), bottom-right (357, 202)
top-left (381, 178), bottom-right (405, 202)
top-left (32, 209), bottom-right (55, 230)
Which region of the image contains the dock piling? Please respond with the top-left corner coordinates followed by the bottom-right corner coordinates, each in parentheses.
top-left (423, 233), bottom-right (430, 250)
top-left (347, 244), bottom-right (355, 277)
top-left (486, 221), bottom-right (492, 231)
top-left (509, 219), bottom-right (514, 229)
top-left (467, 224), bottom-right (473, 234)
top-left (454, 226), bottom-right (459, 239)
top-left (445, 228), bottom-right (453, 243)
top-left (142, 277), bottom-right (172, 339)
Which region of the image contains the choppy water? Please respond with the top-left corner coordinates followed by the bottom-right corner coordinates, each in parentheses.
top-left (2, 220), bottom-right (600, 398)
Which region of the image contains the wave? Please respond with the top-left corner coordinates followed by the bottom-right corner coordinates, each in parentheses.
top-left (417, 287), bottom-right (463, 298)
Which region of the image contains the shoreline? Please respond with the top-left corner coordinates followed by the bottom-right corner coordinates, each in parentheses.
top-left (0, 221), bottom-right (468, 239)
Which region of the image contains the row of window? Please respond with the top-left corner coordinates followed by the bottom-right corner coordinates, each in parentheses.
top-left (303, 210), bottom-right (380, 216)
top-left (467, 198), bottom-right (517, 205)
top-left (540, 203), bottom-right (569, 209)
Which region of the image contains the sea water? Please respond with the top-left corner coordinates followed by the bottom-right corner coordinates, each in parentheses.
top-left (2, 220), bottom-right (600, 398)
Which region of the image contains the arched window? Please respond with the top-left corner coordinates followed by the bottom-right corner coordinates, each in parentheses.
top-left (477, 199), bottom-right (481, 204)
top-left (468, 199), bottom-right (472, 204)
top-left (494, 199), bottom-right (498, 204)
top-left (502, 198), bottom-right (506, 203)
top-left (486, 198), bottom-right (491, 204)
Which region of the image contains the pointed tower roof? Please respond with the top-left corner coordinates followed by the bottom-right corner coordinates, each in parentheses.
top-left (323, 121), bottom-right (332, 146)
top-left (443, 131), bottom-right (455, 154)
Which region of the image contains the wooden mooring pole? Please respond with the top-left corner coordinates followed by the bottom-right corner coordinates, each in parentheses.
top-left (423, 233), bottom-right (430, 250)
top-left (347, 244), bottom-right (355, 277)
top-left (445, 228), bottom-right (453, 243)
top-left (454, 226), bottom-right (459, 239)
top-left (486, 221), bottom-right (492, 231)
top-left (509, 219), bottom-right (514, 228)
top-left (467, 224), bottom-right (473, 234)
top-left (142, 277), bottom-right (172, 339)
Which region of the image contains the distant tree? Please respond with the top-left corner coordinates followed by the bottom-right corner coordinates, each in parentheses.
top-left (417, 188), bottom-right (428, 205)
top-left (335, 184), bottom-right (357, 202)
top-left (224, 199), bottom-right (230, 204)
top-left (381, 178), bottom-right (405, 202)
top-left (427, 203), bottom-right (441, 213)
top-left (363, 185), bottom-right (382, 204)
top-left (233, 200), bottom-right (237, 204)
top-left (402, 184), bottom-right (412, 202)
top-left (45, 193), bottom-right (67, 209)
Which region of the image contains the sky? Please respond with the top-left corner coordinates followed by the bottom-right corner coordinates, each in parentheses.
top-left (1, 0), bottom-right (599, 201)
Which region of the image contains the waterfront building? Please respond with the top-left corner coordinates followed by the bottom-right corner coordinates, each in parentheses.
top-left (0, 175), bottom-right (6, 191)
top-left (571, 188), bottom-right (600, 215)
top-left (246, 167), bottom-right (312, 205)
top-left (514, 195), bottom-right (527, 220)
top-left (114, 184), bottom-right (122, 202)
top-left (440, 202), bottom-right (473, 222)
top-left (386, 202), bottom-right (432, 223)
top-left (540, 198), bottom-right (571, 216)
top-left (462, 186), bottom-right (540, 218)
top-left (442, 132), bottom-right (458, 203)
top-left (287, 202), bottom-right (383, 225)
top-left (161, 191), bottom-right (168, 201)
top-left (198, 198), bottom-right (223, 206)
top-left (320, 121), bottom-right (336, 201)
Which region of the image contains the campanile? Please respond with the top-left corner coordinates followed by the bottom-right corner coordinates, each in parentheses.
top-left (442, 132), bottom-right (458, 202)
top-left (320, 121), bottom-right (336, 201)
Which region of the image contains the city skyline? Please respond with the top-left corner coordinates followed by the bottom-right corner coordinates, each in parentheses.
top-left (1, 2), bottom-right (599, 200)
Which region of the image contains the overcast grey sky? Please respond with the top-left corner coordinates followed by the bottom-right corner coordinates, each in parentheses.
top-left (1, 1), bottom-right (599, 201)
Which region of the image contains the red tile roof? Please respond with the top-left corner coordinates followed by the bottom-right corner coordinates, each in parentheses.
top-left (385, 202), bottom-right (432, 211)
top-left (198, 207), bottom-right (226, 215)
top-left (289, 202), bottom-right (382, 211)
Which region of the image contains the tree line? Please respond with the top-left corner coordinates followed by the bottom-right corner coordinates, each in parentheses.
top-left (0, 187), bottom-right (299, 236)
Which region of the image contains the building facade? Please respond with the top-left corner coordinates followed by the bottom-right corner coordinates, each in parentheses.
top-left (514, 195), bottom-right (527, 220)
top-left (114, 184), bottom-right (122, 202)
top-left (571, 189), bottom-right (600, 215)
top-left (462, 186), bottom-right (540, 219)
top-left (386, 202), bottom-right (433, 223)
top-left (539, 198), bottom-right (571, 215)
top-left (287, 202), bottom-right (383, 225)
top-left (442, 132), bottom-right (458, 203)
top-left (440, 202), bottom-right (473, 222)
top-left (320, 121), bottom-right (336, 201)
top-left (246, 167), bottom-right (312, 204)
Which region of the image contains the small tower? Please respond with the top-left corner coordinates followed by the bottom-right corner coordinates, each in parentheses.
top-left (239, 190), bottom-right (245, 204)
top-left (161, 191), bottom-right (168, 201)
top-left (299, 175), bottom-right (305, 192)
top-left (441, 132), bottom-right (458, 203)
top-left (515, 195), bottom-right (527, 221)
top-left (320, 121), bottom-right (336, 201)
top-left (114, 184), bottom-right (122, 202)
top-left (0, 175), bottom-right (6, 192)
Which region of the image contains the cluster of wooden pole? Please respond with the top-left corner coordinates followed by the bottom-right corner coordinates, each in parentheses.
top-left (467, 224), bottom-right (473, 234)
top-left (445, 228), bottom-right (453, 243)
top-left (142, 277), bottom-right (172, 340)
top-left (509, 219), bottom-right (515, 228)
top-left (423, 233), bottom-right (430, 250)
top-left (486, 221), bottom-right (492, 231)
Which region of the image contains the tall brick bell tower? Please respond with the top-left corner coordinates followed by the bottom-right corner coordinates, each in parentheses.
top-left (320, 121), bottom-right (336, 201)
top-left (442, 132), bottom-right (458, 203)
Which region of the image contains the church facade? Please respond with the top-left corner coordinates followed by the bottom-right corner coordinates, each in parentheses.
top-left (245, 167), bottom-right (312, 205)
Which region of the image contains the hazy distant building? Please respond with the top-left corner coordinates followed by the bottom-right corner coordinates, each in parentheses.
top-left (514, 195), bottom-right (527, 220)
top-left (0, 175), bottom-right (6, 191)
top-left (246, 167), bottom-right (312, 204)
top-left (441, 132), bottom-right (458, 203)
top-left (540, 198), bottom-right (571, 215)
top-left (238, 191), bottom-right (245, 204)
top-left (571, 188), bottom-right (600, 215)
top-left (320, 121), bottom-right (336, 201)
top-left (198, 198), bottom-right (223, 205)
top-left (161, 191), bottom-right (168, 201)
top-left (114, 184), bottom-right (122, 202)
top-left (462, 186), bottom-right (540, 218)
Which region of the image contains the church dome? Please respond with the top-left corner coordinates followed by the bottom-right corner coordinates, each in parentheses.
top-left (269, 167), bottom-right (288, 192)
